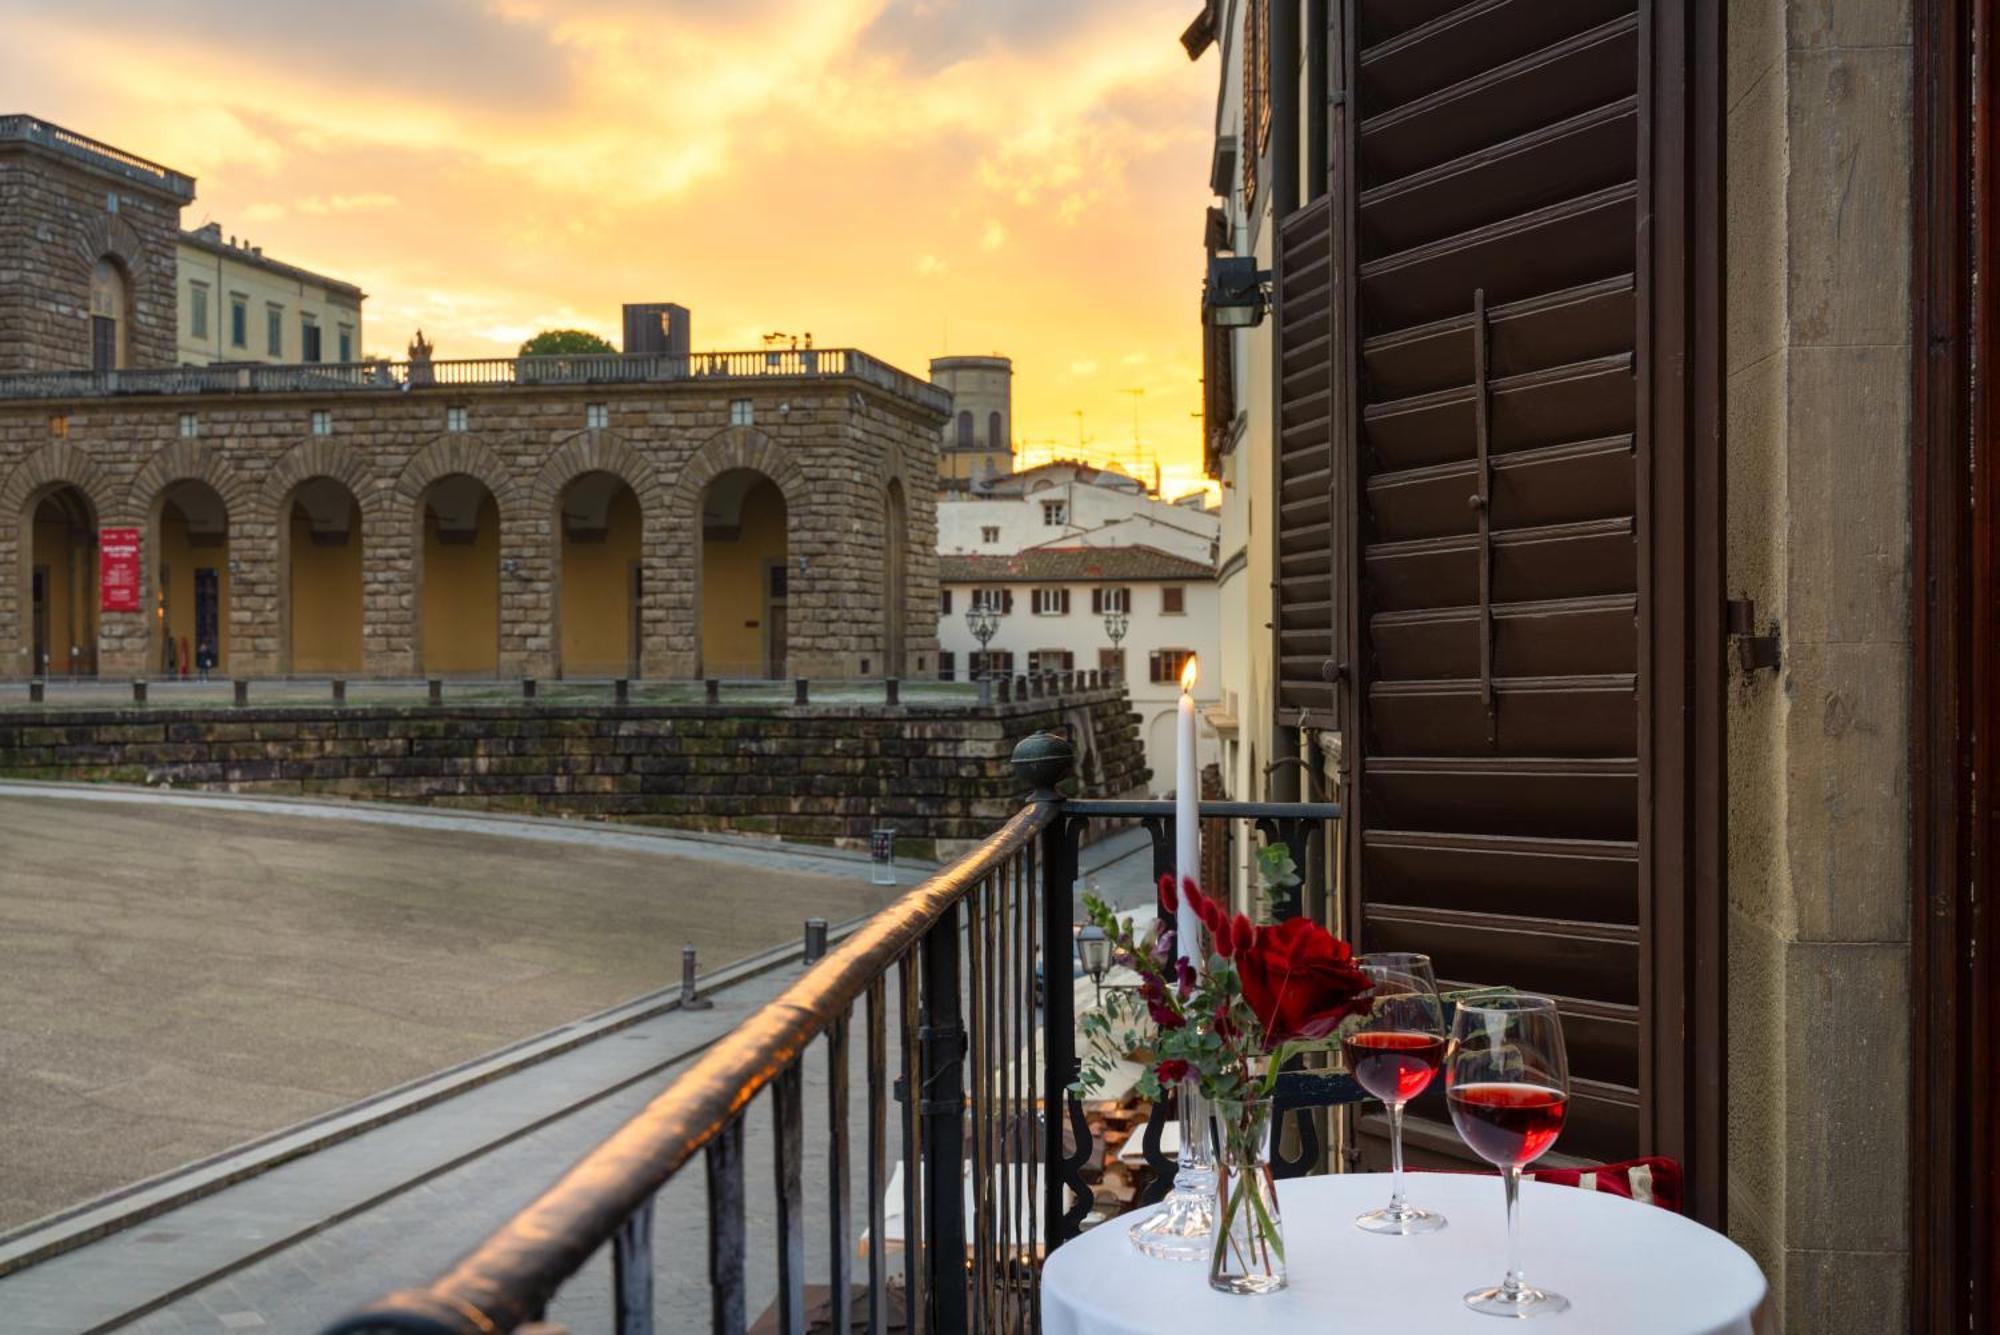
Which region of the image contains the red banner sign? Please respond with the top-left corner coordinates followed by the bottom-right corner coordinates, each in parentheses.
top-left (100, 527), bottom-right (141, 613)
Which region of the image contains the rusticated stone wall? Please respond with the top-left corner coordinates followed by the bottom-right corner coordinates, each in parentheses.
top-left (0, 374), bottom-right (944, 682)
top-left (0, 685), bottom-right (1149, 855)
top-left (0, 133), bottom-right (188, 375)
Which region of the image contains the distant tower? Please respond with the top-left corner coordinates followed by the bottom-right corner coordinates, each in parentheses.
top-left (929, 355), bottom-right (1013, 494)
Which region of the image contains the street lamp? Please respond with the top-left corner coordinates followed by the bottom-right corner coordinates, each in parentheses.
top-left (966, 602), bottom-right (1001, 699)
top-left (1076, 922), bottom-right (1111, 1009)
top-left (1102, 607), bottom-right (1129, 682)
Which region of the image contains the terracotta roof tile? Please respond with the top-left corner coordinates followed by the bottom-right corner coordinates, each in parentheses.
top-left (938, 545), bottom-right (1214, 583)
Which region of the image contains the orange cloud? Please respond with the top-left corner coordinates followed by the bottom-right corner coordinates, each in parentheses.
top-left (0, 0), bottom-right (1217, 496)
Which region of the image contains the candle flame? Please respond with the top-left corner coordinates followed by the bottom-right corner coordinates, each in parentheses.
top-left (1180, 654), bottom-right (1199, 692)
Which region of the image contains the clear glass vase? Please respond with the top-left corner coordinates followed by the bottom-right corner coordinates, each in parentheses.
top-left (1128, 1077), bottom-right (1216, 1259)
top-left (1207, 1096), bottom-right (1286, 1295)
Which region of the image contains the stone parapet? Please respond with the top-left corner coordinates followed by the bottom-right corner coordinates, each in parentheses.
top-left (0, 685), bottom-right (1150, 857)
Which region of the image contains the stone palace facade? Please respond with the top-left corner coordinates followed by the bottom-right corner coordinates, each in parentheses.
top-left (0, 116), bottom-right (944, 682)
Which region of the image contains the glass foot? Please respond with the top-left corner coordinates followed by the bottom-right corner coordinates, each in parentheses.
top-left (1128, 1186), bottom-right (1215, 1261)
top-left (1355, 1202), bottom-right (1447, 1235)
top-left (1464, 1284), bottom-right (1571, 1318)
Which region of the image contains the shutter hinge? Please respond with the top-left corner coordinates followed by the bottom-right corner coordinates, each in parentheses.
top-left (1726, 598), bottom-right (1781, 674)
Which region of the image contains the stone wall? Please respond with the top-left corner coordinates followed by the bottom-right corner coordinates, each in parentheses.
top-left (1723, 4), bottom-right (1914, 1330)
top-left (0, 685), bottom-right (1149, 856)
top-left (0, 375), bottom-right (944, 682)
top-left (0, 135), bottom-right (187, 375)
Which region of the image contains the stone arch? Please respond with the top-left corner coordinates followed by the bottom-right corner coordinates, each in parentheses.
top-left (538, 433), bottom-right (659, 680)
top-left (670, 427), bottom-right (807, 522)
top-left (0, 441), bottom-right (117, 523)
top-left (131, 443), bottom-right (248, 677)
top-left (392, 437), bottom-right (525, 515)
top-left (531, 431), bottom-right (663, 512)
top-left (261, 438), bottom-right (378, 517)
top-left (264, 440), bottom-right (374, 677)
top-left (4, 442), bottom-right (117, 680)
top-left (127, 439), bottom-right (258, 520)
top-left (671, 428), bottom-right (808, 678)
top-left (72, 214), bottom-right (149, 280)
top-left (397, 438), bottom-right (519, 677)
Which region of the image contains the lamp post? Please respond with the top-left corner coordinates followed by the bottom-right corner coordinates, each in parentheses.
top-left (1102, 606), bottom-right (1129, 683)
top-left (1076, 922), bottom-right (1111, 1010)
top-left (966, 602), bottom-right (1001, 703)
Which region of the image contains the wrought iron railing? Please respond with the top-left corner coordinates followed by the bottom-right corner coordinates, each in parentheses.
top-left (322, 733), bottom-right (1340, 1335)
top-left (0, 348), bottom-right (952, 414)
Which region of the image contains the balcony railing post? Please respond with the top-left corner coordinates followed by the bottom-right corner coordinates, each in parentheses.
top-left (1010, 732), bottom-right (1089, 1253)
top-left (918, 908), bottom-right (967, 1333)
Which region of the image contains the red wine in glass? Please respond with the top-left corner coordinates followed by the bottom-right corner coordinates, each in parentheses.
top-left (1350, 953), bottom-right (1448, 1235)
top-left (1446, 1082), bottom-right (1568, 1167)
top-left (1344, 1030), bottom-right (1447, 1104)
top-left (1445, 995), bottom-right (1573, 1318)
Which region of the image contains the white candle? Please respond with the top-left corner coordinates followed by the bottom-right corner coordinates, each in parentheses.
top-left (1175, 654), bottom-right (1199, 965)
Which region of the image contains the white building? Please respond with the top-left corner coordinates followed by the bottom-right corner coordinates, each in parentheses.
top-left (939, 461), bottom-right (1219, 564)
top-left (937, 544), bottom-right (1220, 797)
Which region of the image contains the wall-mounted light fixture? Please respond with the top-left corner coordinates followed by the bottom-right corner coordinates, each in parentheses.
top-left (1203, 254), bottom-right (1271, 328)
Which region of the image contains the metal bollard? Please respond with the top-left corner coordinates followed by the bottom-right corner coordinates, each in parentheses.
top-left (132, 679), bottom-right (147, 706)
top-left (705, 677), bottom-right (720, 704)
top-left (28, 679), bottom-right (43, 704)
top-left (614, 678), bottom-right (629, 706)
top-left (233, 678), bottom-right (249, 708)
top-left (427, 678), bottom-right (443, 706)
top-left (679, 944), bottom-right (714, 1011)
top-left (522, 677), bottom-right (537, 701)
top-left (803, 918), bottom-right (829, 965)
top-left (885, 677), bottom-right (900, 706)
top-left (794, 677), bottom-right (809, 706)
top-left (332, 679), bottom-right (346, 706)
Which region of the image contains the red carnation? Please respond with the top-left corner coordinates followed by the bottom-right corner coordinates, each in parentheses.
top-left (1236, 916), bottom-right (1374, 1043)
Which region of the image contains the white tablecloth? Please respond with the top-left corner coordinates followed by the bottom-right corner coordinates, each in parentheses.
top-left (1042, 1173), bottom-right (1768, 1335)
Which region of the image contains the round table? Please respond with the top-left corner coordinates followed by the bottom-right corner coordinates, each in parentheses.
top-left (1042, 1173), bottom-right (1767, 1335)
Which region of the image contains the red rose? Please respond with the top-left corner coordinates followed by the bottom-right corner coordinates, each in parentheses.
top-left (1156, 1058), bottom-right (1190, 1085)
top-left (1236, 917), bottom-right (1373, 1044)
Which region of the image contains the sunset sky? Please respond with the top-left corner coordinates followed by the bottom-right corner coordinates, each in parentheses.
top-left (2, 0), bottom-right (1220, 499)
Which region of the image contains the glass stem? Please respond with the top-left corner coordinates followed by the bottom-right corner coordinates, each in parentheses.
top-left (1387, 1100), bottom-right (1406, 1212)
top-left (1503, 1165), bottom-right (1525, 1297)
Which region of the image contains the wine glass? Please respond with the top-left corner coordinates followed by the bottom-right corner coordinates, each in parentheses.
top-left (1445, 994), bottom-right (1572, 1318)
top-left (1344, 952), bottom-right (1448, 1234)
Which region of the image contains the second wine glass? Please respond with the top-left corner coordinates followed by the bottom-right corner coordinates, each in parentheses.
top-left (1343, 951), bottom-right (1448, 1234)
top-left (1446, 993), bottom-right (1572, 1318)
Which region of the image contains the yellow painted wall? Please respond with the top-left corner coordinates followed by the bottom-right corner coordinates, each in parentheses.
top-left (31, 505), bottom-right (95, 674)
top-left (560, 487), bottom-right (641, 677)
top-left (702, 479), bottom-right (785, 676)
top-left (421, 494), bottom-right (499, 674)
top-left (289, 502), bottom-right (363, 673)
top-left (156, 505), bottom-right (230, 674)
top-left (176, 237), bottom-right (363, 367)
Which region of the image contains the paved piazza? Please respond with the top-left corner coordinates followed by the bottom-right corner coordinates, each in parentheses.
top-left (0, 784), bottom-right (902, 1229)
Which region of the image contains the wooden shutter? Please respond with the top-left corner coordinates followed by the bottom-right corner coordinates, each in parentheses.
top-left (1275, 195), bottom-right (1339, 726)
top-left (1327, 0), bottom-right (1658, 1168)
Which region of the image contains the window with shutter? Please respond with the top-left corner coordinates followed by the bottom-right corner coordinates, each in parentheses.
top-left (1274, 0), bottom-right (1721, 1197)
